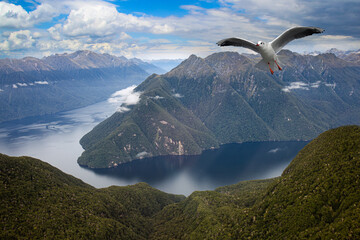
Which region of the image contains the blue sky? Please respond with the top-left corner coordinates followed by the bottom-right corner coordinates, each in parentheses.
top-left (0, 0), bottom-right (359, 60)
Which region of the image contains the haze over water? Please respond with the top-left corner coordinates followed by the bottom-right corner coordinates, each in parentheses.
top-left (0, 97), bottom-right (308, 196)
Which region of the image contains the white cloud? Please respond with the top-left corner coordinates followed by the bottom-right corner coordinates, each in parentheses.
top-left (0, 30), bottom-right (35, 50)
top-left (307, 35), bottom-right (360, 52)
top-left (33, 32), bottom-right (42, 39)
top-left (0, 2), bottom-right (32, 28)
top-left (35, 81), bottom-right (49, 85)
top-left (108, 85), bottom-right (142, 112)
top-left (0, 0), bottom-right (359, 59)
top-left (28, 3), bottom-right (59, 23)
top-left (172, 93), bottom-right (184, 98)
top-left (48, 24), bottom-right (63, 41)
top-left (62, 4), bottom-right (122, 37)
top-left (282, 81), bottom-right (333, 92)
top-left (131, 42), bottom-right (213, 60)
top-left (59, 3), bottom-right (174, 38)
top-left (0, 2), bottom-right (59, 28)
top-left (311, 81), bottom-right (321, 88)
top-left (36, 36), bottom-right (132, 57)
top-left (268, 148), bottom-right (281, 153)
top-left (34, 1), bottom-right (261, 58)
top-left (116, 106), bottom-right (131, 112)
top-left (180, 5), bottom-right (205, 14)
top-left (320, 35), bottom-right (353, 40)
top-left (148, 39), bottom-right (171, 44)
top-left (149, 95), bottom-right (164, 100)
top-left (222, 0), bottom-right (304, 17)
top-left (282, 82), bottom-right (310, 92)
top-left (325, 83), bottom-right (336, 89)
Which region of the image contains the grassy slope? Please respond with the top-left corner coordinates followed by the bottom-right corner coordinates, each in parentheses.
top-left (0, 154), bottom-right (184, 239)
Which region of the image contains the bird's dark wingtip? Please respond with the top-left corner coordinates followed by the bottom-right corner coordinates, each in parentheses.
top-left (315, 27), bottom-right (325, 33)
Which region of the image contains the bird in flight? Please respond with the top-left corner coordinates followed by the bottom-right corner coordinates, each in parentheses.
top-left (217, 26), bottom-right (324, 74)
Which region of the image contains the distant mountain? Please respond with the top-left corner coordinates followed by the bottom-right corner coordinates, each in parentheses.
top-left (130, 58), bottom-right (167, 74)
top-left (147, 59), bottom-right (184, 72)
top-left (2, 125), bottom-right (360, 239)
top-left (78, 50), bottom-right (360, 168)
top-left (341, 50), bottom-right (360, 64)
top-left (321, 48), bottom-right (360, 63)
top-left (0, 50), bottom-right (150, 122)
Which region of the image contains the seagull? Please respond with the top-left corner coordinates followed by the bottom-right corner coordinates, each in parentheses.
top-left (217, 26), bottom-right (324, 74)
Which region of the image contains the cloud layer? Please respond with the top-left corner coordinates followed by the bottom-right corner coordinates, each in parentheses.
top-left (108, 85), bottom-right (142, 112)
top-left (0, 0), bottom-right (359, 59)
top-left (282, 81), bottom-right (336, 92)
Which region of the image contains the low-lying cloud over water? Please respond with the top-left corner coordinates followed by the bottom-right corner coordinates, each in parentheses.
top-left (108, 85), bottom-right (141, 112)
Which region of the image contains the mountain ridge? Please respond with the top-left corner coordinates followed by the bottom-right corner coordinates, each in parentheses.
top-left (0, 50), bottom-right (161, 123)
top-left (79, 50), bottom-right (360, 168)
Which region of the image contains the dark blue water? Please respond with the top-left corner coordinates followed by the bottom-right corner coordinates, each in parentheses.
top-left (0, 99), bottom-right (308, 196)
top-left (91, 141), bottom-right (308, 195)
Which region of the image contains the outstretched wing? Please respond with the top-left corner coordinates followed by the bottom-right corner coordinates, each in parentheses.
top-left (271, 26), bottom-right (324, 53)
top-left (217, 38), bottom-right (259, 53)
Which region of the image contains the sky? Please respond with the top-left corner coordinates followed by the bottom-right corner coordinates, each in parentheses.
top-left (0, 0), bottom-right (359, 60)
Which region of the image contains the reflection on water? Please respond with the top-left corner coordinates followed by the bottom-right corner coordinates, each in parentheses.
top-left (0, 100), bottom-right (121, 188)
top-left (91, 141), bottom-right (308, 195)
top-left (0, 100), bottom-right (308, 196)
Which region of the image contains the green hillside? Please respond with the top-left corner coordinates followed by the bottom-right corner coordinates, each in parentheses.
top-left (250, 125), bottom-right (360, 239)
top-left (152, 125), bottom-right (360, 239)
top-left (0, 154), bottom-right (184, 239)
top-left (2, 126), bottom-right (360, 239)
top-left (79, 74), bottom-right (219, 168)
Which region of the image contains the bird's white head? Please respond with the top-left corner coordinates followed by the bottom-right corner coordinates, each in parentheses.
top-left (256, 41), bottom-right (265, 47)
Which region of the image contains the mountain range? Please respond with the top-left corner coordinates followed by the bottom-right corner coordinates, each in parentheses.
top-left (147, 59), bottom-right (185, 72)
top-left (0, 50), bottom-right (165, 123)
top-left (78, 49), bottom-right (360, 168)
top-left (129, 58), bottom-right (166, 75)
top-left (317, 48), bottom-right (360, 63)
top-left (2, 125), bottom-right (360, 239)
